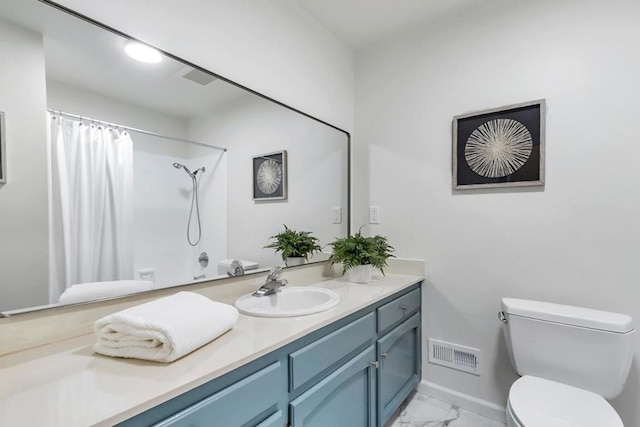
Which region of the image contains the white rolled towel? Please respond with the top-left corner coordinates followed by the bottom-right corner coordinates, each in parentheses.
top-left (59, 280), bottom-right (155, 305)
top-left (93, 292), bottom-right (239, 362)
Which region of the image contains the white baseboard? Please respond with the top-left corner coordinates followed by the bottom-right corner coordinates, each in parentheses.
top-left (417, 380), bottom-right (507, 424)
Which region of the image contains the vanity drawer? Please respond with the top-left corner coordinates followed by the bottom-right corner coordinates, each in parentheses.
top-left (289, 312), bottom-right (375, 392)
top-left (153, 362), bottom-right (283, 427)
top-left (377, 288), bottom-right (420, 333)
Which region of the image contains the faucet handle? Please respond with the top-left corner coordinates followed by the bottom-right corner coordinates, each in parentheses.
top-left (267, 266), bottom-right (283, 281)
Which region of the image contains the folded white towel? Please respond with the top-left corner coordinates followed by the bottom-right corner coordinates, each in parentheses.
top-left (93, 292), bottom-right (239, 362)
top-left (59, 280), bottom-right (155, 304)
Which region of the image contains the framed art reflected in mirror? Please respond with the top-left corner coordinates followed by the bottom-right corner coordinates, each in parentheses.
top-left (253, 150), bottom-right (287, 201)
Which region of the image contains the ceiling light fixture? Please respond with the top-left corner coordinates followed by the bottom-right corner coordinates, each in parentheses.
top-left (124, 42), bottom-right (162, 64)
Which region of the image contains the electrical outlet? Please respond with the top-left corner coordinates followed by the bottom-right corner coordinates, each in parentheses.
top-left (369, 206), bottom-right (381, 224)
top-left (332, 207), bottom-right (342, 224)
top-left (137, 268), bottom-right (155, 282)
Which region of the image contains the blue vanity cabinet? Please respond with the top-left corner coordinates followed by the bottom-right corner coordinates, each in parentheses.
top-left (119, 283), bottom-right (422, 427)
top-left (377, 288), bottom-right (421, 335)
top-left (376, 312), bottom-right (421, 426)
top-left (289, 346), bottom-right (377, 427)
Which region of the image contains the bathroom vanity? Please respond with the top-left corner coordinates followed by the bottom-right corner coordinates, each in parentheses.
top-left (0, 265), bottom-right (423, 427)
top-left (120, 284), bottom-right (420, 427)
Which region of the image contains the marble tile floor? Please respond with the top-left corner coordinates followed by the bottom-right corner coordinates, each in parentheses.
top-left (387, 391), bottom-right (506, 427)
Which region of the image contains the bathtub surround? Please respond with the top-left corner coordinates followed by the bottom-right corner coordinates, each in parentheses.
top-left (355, 0), bottom-right (640, 424)
top-left (58, 280), bottom-right (154, 305)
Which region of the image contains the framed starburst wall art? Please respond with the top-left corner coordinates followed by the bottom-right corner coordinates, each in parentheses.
top-left (453, 100), bottom-right (545, 190)
top-left (253, 150), bottom-right (287, 201)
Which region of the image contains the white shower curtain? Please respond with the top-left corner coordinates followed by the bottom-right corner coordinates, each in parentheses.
top-left (49, 114), bottom-right (134, 303)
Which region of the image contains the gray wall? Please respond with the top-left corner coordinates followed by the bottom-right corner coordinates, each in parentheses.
top-left (0, 20), bottom-right (48, 311)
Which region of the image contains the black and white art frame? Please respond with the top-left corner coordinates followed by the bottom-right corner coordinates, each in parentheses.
top-left (453, 99), bottom-right (545, 190)
top-left (252, 150), bottom-right (287, 201)
top-left (0, 111), bottom-right (5, 184)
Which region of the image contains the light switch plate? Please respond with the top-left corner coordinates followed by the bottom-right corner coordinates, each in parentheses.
top-left (369, 206), bottom-right (380, 224)
top-left (332, 207), bottom-right (342, 224)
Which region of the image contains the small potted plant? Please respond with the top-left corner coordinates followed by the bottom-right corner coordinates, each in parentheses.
top-left (328, 228), bottom-right (395, 283)
top-left (264, 225), bottom-right (322, 266)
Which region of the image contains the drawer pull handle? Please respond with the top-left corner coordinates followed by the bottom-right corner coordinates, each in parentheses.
top-left (371, 361), bottom-right (380, 368)
top-left (381, 352), bottom-right (388, 359)
top-left (400, 305), bottom-right (408, 313)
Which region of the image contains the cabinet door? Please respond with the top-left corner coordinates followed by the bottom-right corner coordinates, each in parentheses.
top-left (152, 362), bottom-right (284, 427)
top-left (377, 312), bottom-right (421, 426)
top-left (289, 346), bottom-right (376, 427)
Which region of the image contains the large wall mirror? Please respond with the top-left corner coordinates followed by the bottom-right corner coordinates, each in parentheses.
top-left (0, 0), bottom-right (349, 314)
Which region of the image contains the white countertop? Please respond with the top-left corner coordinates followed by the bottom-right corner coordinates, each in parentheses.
top-left (0, 273), bottom-right (422, 427)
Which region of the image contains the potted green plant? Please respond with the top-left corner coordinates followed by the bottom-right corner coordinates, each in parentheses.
top-left (328, 228), bottom-right (395, 283)
top-left (264, 225), bottom-right (322, 266)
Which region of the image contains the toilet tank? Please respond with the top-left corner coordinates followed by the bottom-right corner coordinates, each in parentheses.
top-left (501, 298), bottom-right (635, 399)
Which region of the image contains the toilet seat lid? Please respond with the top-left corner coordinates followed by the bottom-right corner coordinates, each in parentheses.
top-left (509, 376), bottom-right (623, 427)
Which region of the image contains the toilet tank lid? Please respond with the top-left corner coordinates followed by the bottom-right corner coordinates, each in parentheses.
top-left (502, 298), bottom-right (634, 333)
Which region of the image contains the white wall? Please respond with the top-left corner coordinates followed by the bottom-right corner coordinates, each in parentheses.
top-left (189, 94), bottom-right (347, 268)
top-left (47, 80), bottom-right (227, 287)
top-left (52, 0), bottom-right (354, 133)
top-left (355, 0), bottom-right (640, 424)
top-left (0, 20), bottom-right (48, 311)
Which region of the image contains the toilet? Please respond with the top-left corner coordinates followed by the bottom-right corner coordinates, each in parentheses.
top-left (500, 298), bottom-right (635, 427)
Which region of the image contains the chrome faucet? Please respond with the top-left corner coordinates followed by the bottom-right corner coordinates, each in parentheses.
top-left (227, 260), bottom-right (245, 277)
top-left (253, 266), bottom-right (288, 297)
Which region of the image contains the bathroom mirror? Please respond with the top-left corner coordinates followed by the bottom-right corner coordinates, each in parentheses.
top-left (0, 0), bottom-right (349, 314)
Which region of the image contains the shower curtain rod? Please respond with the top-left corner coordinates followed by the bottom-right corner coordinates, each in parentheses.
top-left (48, 109), bottom-right (228, 152)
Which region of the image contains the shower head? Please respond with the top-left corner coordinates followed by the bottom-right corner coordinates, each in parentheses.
top-left (173, 163), bottom-right (205, 177)
top-left (173, 162), bottom-right (193, 176)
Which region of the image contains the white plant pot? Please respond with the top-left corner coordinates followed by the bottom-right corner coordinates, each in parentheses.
top-left (348, 265), bottom-right (373, 283)
top-left (286, 257), bottom-right (307, 267)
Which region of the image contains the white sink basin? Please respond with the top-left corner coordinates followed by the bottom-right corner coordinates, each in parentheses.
top-left (234, 287), bottom-right (340, 318)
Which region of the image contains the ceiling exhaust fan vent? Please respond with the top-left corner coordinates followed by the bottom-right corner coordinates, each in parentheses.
top-left (178, 67), bottom-right (217, 86)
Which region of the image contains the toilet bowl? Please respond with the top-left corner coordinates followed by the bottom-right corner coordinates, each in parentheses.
top-left (505, 376), bottom-right (623, 427)
top-left (500, 298), bottom-right (634, 427)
